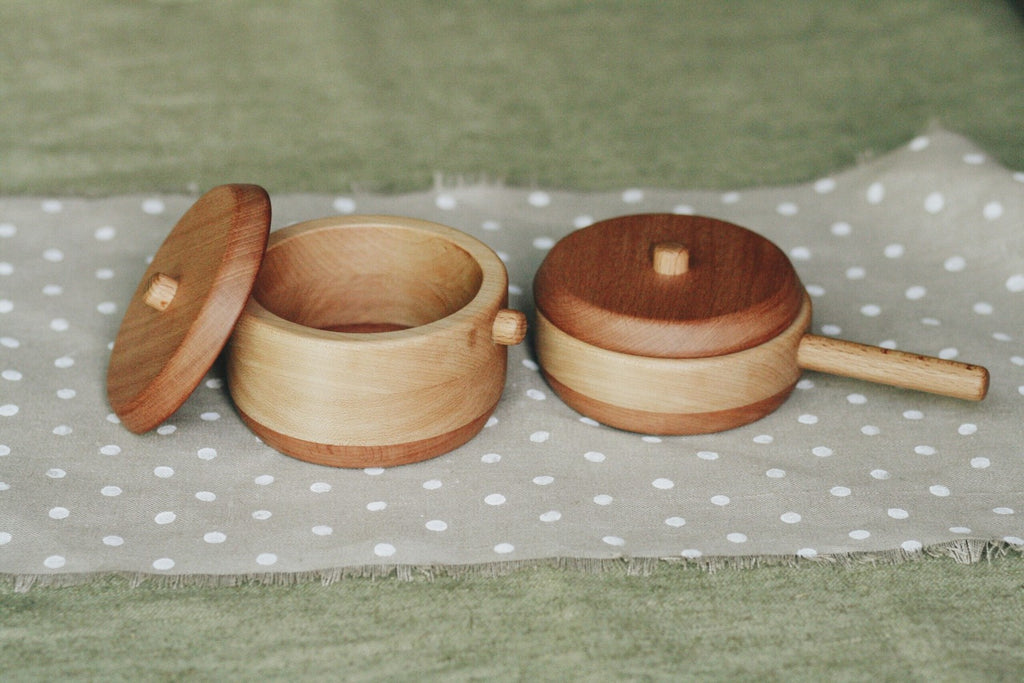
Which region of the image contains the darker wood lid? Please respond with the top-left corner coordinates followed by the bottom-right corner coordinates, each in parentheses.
top-left (533, 213), bottom-right (805, 358)
top-left (106, 184), bottom-right (271, 432)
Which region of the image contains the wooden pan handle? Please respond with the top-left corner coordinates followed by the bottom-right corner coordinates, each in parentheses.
top-left (796, 334), bottom-right (989, 401)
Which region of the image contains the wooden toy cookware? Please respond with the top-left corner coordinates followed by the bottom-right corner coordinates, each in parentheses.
top-left (107, 184), bottom-right (527, 467)
top-left (533, 213), bottom-right (988, 435)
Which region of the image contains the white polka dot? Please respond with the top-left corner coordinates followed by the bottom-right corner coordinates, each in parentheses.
top-left (593, 494), bottom-right (613, 506)
top-left (982, 201), bottom-right (1004, 220)
top-left (153, 466), bottom-right (174, 478)
top-left (100, 444), bottom-right (122, 456)
top-left (366, 501), bottom-right (387, 511)
top-left (1, 337), bottom-right (18, 348)
top-left (482, 219), bottom-right (501, 231)
top-left (494, 543), bottom-right (515, 554)
top-left (993, 507), bottom-right (1014, 515)
top-left (901, 540), bottom-right (923, 553)
top-left (96, 301), bottom-right (117, 315)
top-left (797, 548), bottom-right (818, 559)
top-left (42, 247), bottom-right (64, 262)
top-left (42, 284), bottom-right (63, 296)
top-left (528, 191), bottom-right (550, 207)
top-left (1014, 356), bottom-right (1024, 367)
top-left (950, 526), bottom-right (972, 535)
top-left (422, 479), bottom-right (442, 490)
top-left (681, 549), bottom-right (703, 559)
top-left (533, 475), bottom-right (554, 486)
top-left (921, 317), bottom-right (941, 326)
top-left (963, 153), bottom-right (986, 165)
top-left (531, 237), bottom-right (554, 250)
top-left (1006, 274), bottom-right (1024, 293)
top-left (970, 457), bottom-right (990, 469)
top-left (622, 188), bottom-right (644, 203)
top-left (539, 510), bottom-right (562, 522)
top-left (50, 318), bottom-right (69, 332)
top-left (814, 178), bottom-right (836, 193)
top-left (56, 388), bottom-right (76, 399)
top-left (154, 511), bottom-right (176, 524)
top-left (831, 221), bottom-right (852, 236)
top-left (256, 553), bottom-right (278, 566)
top-left (849, 529), bottom-right (870, 540)
top-left (46, 468), bottom-right (66, 479)
top-left (765, 468), bottom-right (786, 479)
top-left (870, 469), bottom-right (891, 480)
top-left (909, 136), bottom-right (930, 151)
top-left (861, 425), bottom-right (880, 436)
top-left (205, 378), bottom-right (223, 389)
top-left (753, 434), bottom-right (773, 444)
top-left (665, 517), bottom-right (686, 528)
top-left (603, 536), bottom-right (626, 547)
top-left (846, 393), bottom-right (867, 405)
top-left (812, 446), bottom-right (833, 458)
top-left (866, 182), bottom-right (885, 204)
top-left (44, 555), bottom-right (66, 569)
top-left (584, 451), bottom-right (605, 463)
top-left (102, 536), bottom-right (124, 547)
top-left (726, 533), bottom-right (748, 544)
top-left (821, 324), bottom-right (842, 336)
top-left (860, 304), bottom-right (881, 317)
top-left (156, 425), bottom-right (176, 435)
top-left (101, 486), bottom-right (122, 497)
top-left (312, 525), bottom-right (333, 536)
top-left (364, 467), bottom-right (385, 476)
top-left (152, 557), bottom-right (175, 570)
top-left (905, 286), bottom-right (927, 300)
top-left (49, 507), bottom-right (70, 520)
top-left (846, 266), bottom-right (866, 280)
top-left (200, 411), bottom-right (220, 421)
top-left (0, 223), bottom-right (15, 237)
top-left (332, 197), bottom-right (356, 213)
top-left (481, 453), bottom-right (501, 464)
top-left (425, 520), bottom-right (448, 532)
top-left (652, 478), bottom-right (674, 490)
top-left (310, 482), bottom-right (331, 493)
top-left (252, 510), bottom-right (272, 520)
top-left (142, 198), bottom-right (165, 215)
top-left (53, 425), bottom-right (72, 435)
top-left (697, 450), bottom-right (719, 461)
top-left (973, 302), bottom-right (994, 316)
top-left (798, 414), bottom-right (818, 425)
top-left (254, 475), bottom-right (274, 486)
top-left (830, 486), bottom-right (851, 497)
top-left (204, 532), bottom-right (227, 544)
top-left (958, 423), bottom-right (978, 436)
top-left (573, 215), bottom-right (594, 228)
top-left (888, 508), bottom-right (909, 520)
top-left (197, 447), bottom-right (217, 460)
top-left (789, 246), bottom-right (811, 261)
top-left (929, 485), bottom-right (951, 497)
top-left (776, 201), bottom-right (798, 216)
top-left (195, 491), bottom-right (216, 502)
top-left (484, 493), bottom-right (506, 506)
top-left (521, 359), bottom-right (539, 371)
top-left (94, 225), bottom-right (116, 241)
top-left (0, 300), bottom-right (12, 314)
top-left (805, 284), bottom-right (825, 297)
top-left (710, 495), bottom-right (730, 506)
top-left (721, 191), bottom-right (740, 204)
top-left (2, 370), bottom-right (21, 381)
top-left (923, 192), bottom-right (945, 214)
top-left (95, 268), bottom-right (114, 280)
top-left (915, 445), bottom-right (937, 455)
top-left (671, 205), bottom-right (694, 215)
top-left (903, 410), bottom-right (924, 420)
top-left (641, 436), bottom-right (662, 443)
top-left (435, 194), bottom-right (457, 210)
top-left (526, 388), bottom-right (546, 400)
top-left (0, 445), bottom-right (9, 456)
top-left (529, 431), bottom-right (550, 443)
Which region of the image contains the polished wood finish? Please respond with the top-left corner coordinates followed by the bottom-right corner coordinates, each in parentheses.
top-left (228, 215), bottom-right (521, 467)
top-left (107, 184), bottom-right (271, 433)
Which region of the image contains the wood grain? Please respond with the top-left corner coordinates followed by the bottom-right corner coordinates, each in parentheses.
top-left (107, 184), bottom-right (271, 433)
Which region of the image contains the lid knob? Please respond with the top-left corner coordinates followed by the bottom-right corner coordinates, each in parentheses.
top-left (652, 242), bottom-right (689, 276)
top-left (144, 273), bottom-right (179, 312)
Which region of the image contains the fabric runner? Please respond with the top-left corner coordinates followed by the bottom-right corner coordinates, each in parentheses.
top-left (1, 130), bottom-right (1021, 581)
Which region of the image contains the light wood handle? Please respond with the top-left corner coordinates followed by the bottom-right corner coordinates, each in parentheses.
top-left (796, 334), bottom-right (989, 401)
top-left (144, 273), bottom-right (178, 311)
top-left (652, 242), bottom-right (690, 276)
top-left (492, 309), bottom-right (527, 346)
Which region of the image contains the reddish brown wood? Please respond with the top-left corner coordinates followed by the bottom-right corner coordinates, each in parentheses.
top-left (534, 214), bottom-right (805, 358)
top-left (106, 184), bottom-right (271, 433)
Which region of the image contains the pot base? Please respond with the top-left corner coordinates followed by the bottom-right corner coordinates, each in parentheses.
top-left (543, 372), bottom-right (796, 435)
top-left (236, 401), bottom-right (497, 468)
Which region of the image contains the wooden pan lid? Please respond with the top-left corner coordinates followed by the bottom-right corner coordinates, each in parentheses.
top-left (533, 213), bottom-right (805, 358)
top-left (106, 184), bottom-right (271, 432)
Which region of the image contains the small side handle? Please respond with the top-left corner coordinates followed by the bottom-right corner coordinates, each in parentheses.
top-left (492, 309), bottom-right (527, 346)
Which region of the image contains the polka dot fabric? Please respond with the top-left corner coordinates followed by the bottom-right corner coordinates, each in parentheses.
top-left (1, 130), bottom-right (1022, 578)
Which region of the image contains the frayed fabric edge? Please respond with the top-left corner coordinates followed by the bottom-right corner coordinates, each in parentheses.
top-left (3, 538), bottom-right (1021, 593)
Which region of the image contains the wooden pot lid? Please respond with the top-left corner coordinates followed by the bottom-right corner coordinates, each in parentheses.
top-left (107, 184), bottom-right (271, 433)
top-left (533, 213), bottom-right (806, 358)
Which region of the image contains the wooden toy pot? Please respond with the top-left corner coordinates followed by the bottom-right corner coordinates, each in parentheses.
top-left (107, 185), bottom-right (526, 468)
top-left (533, 213), bottom-right (988, 435)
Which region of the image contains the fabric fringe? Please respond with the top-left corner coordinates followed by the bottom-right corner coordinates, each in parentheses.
top-left (3, 539), bottom-right (1020, 593)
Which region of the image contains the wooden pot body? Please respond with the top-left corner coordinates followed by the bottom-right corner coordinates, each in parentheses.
top-left (536, 296), bottom-right (812, 434)
top-left (227, 215), bottom-right (519, 467)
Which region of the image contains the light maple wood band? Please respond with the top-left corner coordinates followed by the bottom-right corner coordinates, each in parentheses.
top-left (796, 335), bottom-right (989, 401)
top-left (536, 297), bottom-right (811, 416)
top-left (143, 273), bottom-right (179, 311)
top-left (652, 242), bottom-right (689, 275)
top-left (492, 309), bottom-right (527, 345)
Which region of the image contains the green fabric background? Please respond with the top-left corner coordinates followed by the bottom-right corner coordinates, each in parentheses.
top-left (2, 1), bottom-right (1023, 679)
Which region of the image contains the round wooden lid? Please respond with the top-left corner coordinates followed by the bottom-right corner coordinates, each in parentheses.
top-left (107, 184), bottom-right (271, 432)
top-left (533, 213), bottom-right (805, 358)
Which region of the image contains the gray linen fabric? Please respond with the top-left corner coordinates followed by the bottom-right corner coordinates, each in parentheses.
top-left (1, 130), bottom-right (1021, 579)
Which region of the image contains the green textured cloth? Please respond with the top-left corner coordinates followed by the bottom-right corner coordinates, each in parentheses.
top-left (2, 1), bottom-right (1023, 680)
